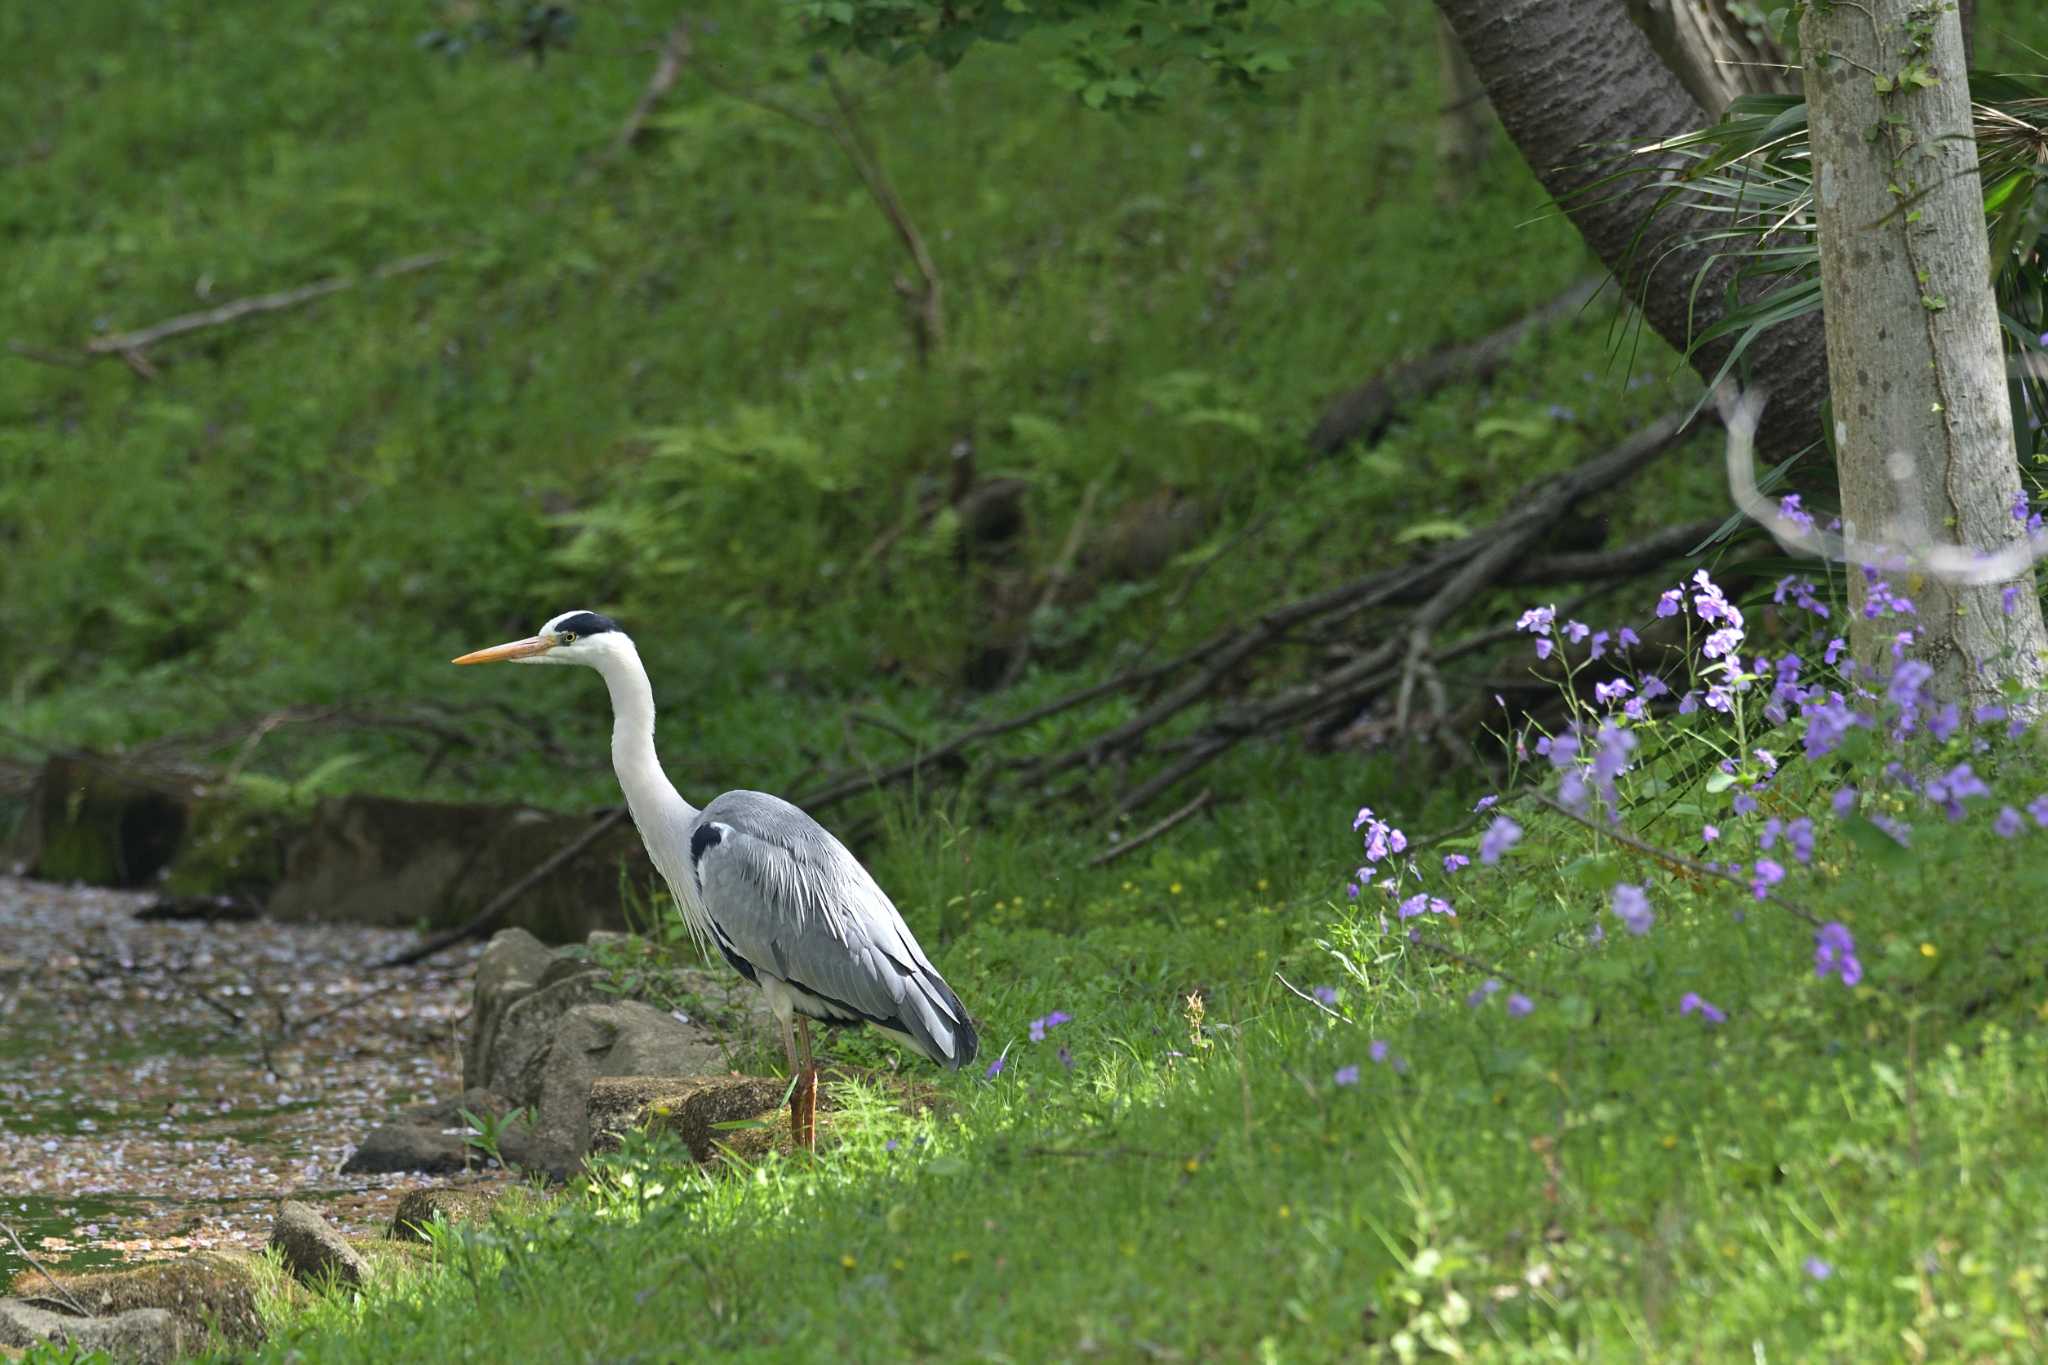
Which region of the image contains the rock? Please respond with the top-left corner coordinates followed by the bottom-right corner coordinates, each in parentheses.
top-left (588, 1075), bottom-right (789, 1163)
top-left (270, 1201), bottom-right (371, 1291)
top-left (340, 1123), bottom-right (472, 1176)
top-left (481, 968), bottom-right (613, 1105)
top-left (526, 1000), bottom-right (730, 1176)
top-left (463, 928), bottom-right (557, 1092)
top-left (266, 796), bottom-right (655, 940)
top-left (0, 1300), bottom-right (186, 1364)
top-left (387, 1185), bottom-right (512, 1243)
top-left (399, 1086), bottom-right (517, 1130)
top-left (5, 1251), bottom-right (262, 1347)
top-left (17, 753), bottom-right (199, 887)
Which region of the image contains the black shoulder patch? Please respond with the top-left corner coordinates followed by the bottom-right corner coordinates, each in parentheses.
top-left (690, 823), bottom-right (723, 865)
top-left (556, 611), bottom-right (618, 637)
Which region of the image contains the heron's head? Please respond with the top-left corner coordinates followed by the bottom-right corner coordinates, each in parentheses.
top-left (452, 610), bottom-right (630, 669)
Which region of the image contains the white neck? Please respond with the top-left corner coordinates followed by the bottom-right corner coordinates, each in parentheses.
top-left (589, 636), bottom-right (700, 832)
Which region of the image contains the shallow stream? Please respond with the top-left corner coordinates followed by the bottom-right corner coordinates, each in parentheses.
top-left (0, 875), bottom-right (503, 1279)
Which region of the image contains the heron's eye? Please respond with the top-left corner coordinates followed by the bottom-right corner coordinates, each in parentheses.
top-left (559, 632), bottom-right (578, 645)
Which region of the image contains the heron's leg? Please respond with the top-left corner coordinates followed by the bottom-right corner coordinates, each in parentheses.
top-left (794, 1017), bottom-right (819, 1151)
top-left (780, 1013), bottom-right (806, 1148)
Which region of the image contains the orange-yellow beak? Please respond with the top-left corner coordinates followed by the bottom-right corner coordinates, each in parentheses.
top-left (452, 635), bottom-right (556, 665)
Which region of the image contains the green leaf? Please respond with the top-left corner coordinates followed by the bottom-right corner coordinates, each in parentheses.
top-left (1394, 518), bottom-right (1471, 545)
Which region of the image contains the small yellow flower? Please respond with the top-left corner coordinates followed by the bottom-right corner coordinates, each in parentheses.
top-left (1184, 1158), bottom-right (1201, 1174)
top-left (891, 1258), bottom-right (906, 1272)
top-left (1920, 942), bottom-right (1937, 958)
top-left (1277, 1204), bottom-right (1291, 1220)
top-left (1170, 882), bottom-right (1184, 895)
top-left (1661, 1134), bottom-right (1680, 1150)
top-left (951, 1250), bottom-right (972, 1265)
top-left (1254, 948), bottom-right (1268, 960)
top-left (1122, 881), bottom-right (1135, 892)
top-left (1257, 878), bottom-right (1269, 891)
top-left (840, 1254), bottom-right (857, 1270)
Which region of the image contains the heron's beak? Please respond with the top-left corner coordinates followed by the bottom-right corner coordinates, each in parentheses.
top-left (452, 635), bottom-right (556, 665)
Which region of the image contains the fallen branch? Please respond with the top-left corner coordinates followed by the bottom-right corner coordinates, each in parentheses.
top-left (381, 807), bottom-right (631, 968)
top-left (1087, 788), bottom-right (1213, 867)
top-left (68, 251), bottom-right (450, 371)
top-left (1307, 275), bottom-right (1606, 455)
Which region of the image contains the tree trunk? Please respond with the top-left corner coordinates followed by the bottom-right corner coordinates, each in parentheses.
top-left (1619, 0), bottom-right (1794, 114)
top-left (1434, 0), bottom-right (1830, 462)
top-left (1433, 15), bottom-right (1491, 205)
top-left (1801, 1), bottom-right (2046, 702)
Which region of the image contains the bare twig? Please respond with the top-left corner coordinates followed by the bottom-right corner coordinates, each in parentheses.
top-left (289, 978), bottom-right (413, 1034)
top-left (1526, 789), bottom-right (1823, 928)
top-left (1000, 477), bottom-right (1103, 688)
top-left (71, 252), bottom-right (450, 369)
top-left (1273, 971), bottom-right (1347, 1022)
top-left (816, 57), bottom-right (944, 364)
top-left (593, 16), bottom-right (694, 169)
top-left (381, 807), bottom-right (632, 968)
top-left (0, 1218), bottom-right (90, 1316)
top-left (1087, 788), bottom-right (1213, 868)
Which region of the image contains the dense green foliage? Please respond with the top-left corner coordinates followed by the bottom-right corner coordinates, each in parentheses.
top-left (11, 1), bottom-right (2048, 1361)
top-left (3, 0), bottom-right (1708, 816)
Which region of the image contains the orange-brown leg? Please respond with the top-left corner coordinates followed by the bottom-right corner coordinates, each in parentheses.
top-left (794, 1017), bottom-right (819, 1151)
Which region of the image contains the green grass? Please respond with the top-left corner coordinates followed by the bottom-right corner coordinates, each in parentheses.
top-left (220, 710), bottom-right (2048, 1360)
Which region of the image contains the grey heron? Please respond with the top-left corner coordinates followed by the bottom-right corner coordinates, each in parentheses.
top-left (453, 610), bottom-right (977, 1150)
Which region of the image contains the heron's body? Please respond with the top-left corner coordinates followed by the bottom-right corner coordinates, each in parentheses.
top-left (455, 610), bottom-right (976, 1146)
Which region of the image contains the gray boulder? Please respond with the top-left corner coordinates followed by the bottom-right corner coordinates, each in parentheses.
top-left (0, 1299), bottom-right (187, 1364)
top-left (340, 1122), bottom-right (471, 1176)
top-left (526, 1000), bottom-right (730, 1176)
top-left (481, 968), bottom-right (613, 1105)
top-left (461, 928), bottom-right (556, 1091)
top-left (269, 1201), bottom-right (370, 1290)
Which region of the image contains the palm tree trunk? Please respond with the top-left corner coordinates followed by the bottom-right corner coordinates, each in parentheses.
top-left (1434, 0), bottom-right (1830, 462)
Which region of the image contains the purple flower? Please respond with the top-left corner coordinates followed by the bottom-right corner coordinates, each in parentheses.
top-left (1473, 794), bottom-right (1498, 812)
top-left (1804, 1256), bottom-right (1833, 1281)
top-left (1564, 620), bottom-right (1591, 644)
top-left (1357, 809), bottom-right (1408, 863)
top-left (1925, 762), bottom-right (1989, 821)
top-left (1784, 817), bottom-right (1815, 864)
top-left (1506, 992), bottom-right (1534, 1018)
top-left (1479, 815), bottom-right (1522, 865)
top-left (1751, 859), bottom-right (1785, 899)
top-left (885, 1138), bottom-right (899, 1151)
top-left (1995, 806), bottom-right (2023, 838)
top-left (1831, 786), bottom-right (1858, 817)
top-left (1312, 985), bottom-right (1339, 1007)
top-left (1778, 494), bottom-right (1815, 533)
top-left (1595, 678), bottom-right (1633, 705)
top-left (1824, 637), bottom-right (1847, 666)
top-left (1057, 1045), bottom-right (1073, 1071)
top-left (1029, 1011), bottom-right (1073, 1042)
top-left (1517, 605), bottom-right (1557, 635)
top-left (1333, 1064), bottom-right (1361, 1087)
top-left (1656, 587), bottom-right (1682, 618)
top-left (2030, 795), bottom-right (2048, 828)
top-left (1732, 790), bottom-right (1759, 816)
top-left (1369, 1039), bottom-right (1390, 1064)
top-left (1442, 853), bottom-right (1470, 875)
top-left (1638, 675), bottom-right (1670, 700)
top-left (1815, 922), bottom-right (1862, 987)
top-left (1679, 992), bottom-right (1726, 1024)
top-left (1701, 824), bottom-right (1720, 844)
top-left (1466, 978), bottom-right (1502, 1008)
top-left (2004, 584), bottom-right (2022, 617)
top-left (1619, 627), bottom-right (1641, 649)
top-left (985, 1056), bottom-right (1006, 1079)
top-left (1589, 630), bottom-right (1611, 660)
top-left (1612, 883), bottom-right (1654, 936)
